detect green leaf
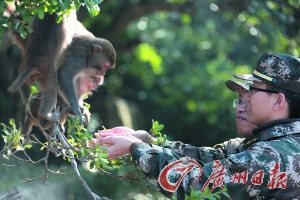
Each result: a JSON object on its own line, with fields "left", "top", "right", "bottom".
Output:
{"left": 58, "top": 0, "right": 67, "bottom": 10}
{"left": 56, "top": 14, "right": 63, "bottom": 23}
{"left": 0, "top": 1, "right": 7, "bottom": 7}
{"left": 156, "top": 124, "right": 164, "bottom": 131}
{"left": 51, "top": 0, "right": 58, "bottom": 5}
{"left": 83, "top": 102, "right": 90, "bottom": 109}
{"left": 19, "top": 26, "right": 27, "bottom": 39}
{"left": 89, "top": 6, "right": 100, "bottom": 17}
{"left": 23, "top": 9, "right": 32, "bottom": 20}
{"left": 203, "top": 187, "right": 210, "bottom": 195}
{"left": 23, "top": 144, "right": 32, "bottom": 149}
{"left": 9, "top": 119, "right": 15, "bottom": 128}
{"left": 74, "top": 0, "right": 82, "bottom": 11}
{"left": 36, "top": 7, "right": 45, "bottom": 19}
{"left": 89, "top": 161, "right": 95, "bottom": 169}
{"left": 30, "top": 85, "right": 39, "bottom": 95}
{"left": 81, "top": 148, "right": 88, "bottom": 156}
{"left": 222, "top": 192, "right": 231, "bottom": 198}
{"left": 0, "top": 26, "right": 4, "bottom": 35}
{"left": 96, "top": 155, "right": 101, "bottom": 168}
{"left": 100, "top": 153, "right": 108, "bottom": 158}
{"left": 193, "top": 190, "right": 202, "bottom": 197}
{"left": 91, "top": 0, "right": 103, "bottom": 4}
{"left": 99, "top": 157, "right": 109, "bottom": 165}
{"left": 163, "top": 134, "right": 167, "bottom": 143}
{"left": 0, "top": 18, "right": 8, "bottom": 25}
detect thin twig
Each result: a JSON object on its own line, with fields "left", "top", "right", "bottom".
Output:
{"left": 52, "top": 122, "right": 110, "bottom": 200}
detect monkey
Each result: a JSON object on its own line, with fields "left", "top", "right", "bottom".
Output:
{"left": 6, "top": 6, "right": 116, "bottom": 126}
{"left": 7, "top": 11, "right": 77, "bottom": 123}
{"left": 57, "top": 36, "right": 116, "bottom": 125}
{"left": 22, "top": 75, "right": 104, "bottom": 142}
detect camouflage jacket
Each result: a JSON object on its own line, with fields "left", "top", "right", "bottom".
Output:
{"left": 170, "top": 137, "right": 245, "bottom": 161}
{"left": 130, "top": 119, "right": 300, "bottom": 200}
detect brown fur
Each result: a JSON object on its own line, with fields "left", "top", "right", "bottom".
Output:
{"left": 8, "top": 12, "right": 77, "bottom": 123}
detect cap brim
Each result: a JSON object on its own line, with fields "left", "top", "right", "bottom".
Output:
{"left": 225, "top": 80, "right": 250, "bottom": 93}
{"left": 233, "top": 73, "right": 264, "bottom": 82}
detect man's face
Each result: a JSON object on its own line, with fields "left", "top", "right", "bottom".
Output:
{"left": 244, "top": 82, "right": 276, "bottom": 126}
{"left": 236, "top": 89, "right": 257, "bottom": 138}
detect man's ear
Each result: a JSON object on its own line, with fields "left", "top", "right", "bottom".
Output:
{"left": 273, "top": 93, "right": 287, "bottom": 110}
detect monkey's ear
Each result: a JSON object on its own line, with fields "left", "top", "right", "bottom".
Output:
{"left": 92, "top": 44, "right": 103, "bottom": 53}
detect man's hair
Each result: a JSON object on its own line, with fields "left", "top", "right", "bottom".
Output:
{"left": 266, "top": 84, "right": 300, "bottom": 118}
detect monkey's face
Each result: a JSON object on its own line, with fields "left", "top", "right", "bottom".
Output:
{"left": 89, "top": 57, "right": 115, "bottom": 77}
{"left": 78, "top": 75, "right": 104, "bottom": 95}
{"left": 89, "top": 43, "right": 116, "bottom": 76}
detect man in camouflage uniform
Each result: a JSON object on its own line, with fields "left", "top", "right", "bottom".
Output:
{"left": 95, "top": 52, "right": 300, "bottom": 199}
{"left": 213, "top": 80, "right": 256, "bottom": 154}
{"left": 170, "top": 80, "right": 256, "bottom": 162}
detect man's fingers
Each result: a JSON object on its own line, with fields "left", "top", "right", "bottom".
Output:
{"left": 114, "top": 126, "right": 134, "bottom": 132}
{"left": 97, "top": 129, "right": 114, "bottom": 134}
{"left": 108, "top": 155, "right": 118, "bottom": 160}
{"left": 97, "top": 137, "right": 114, "bottom": 144}
{"left": 99, "top": 133, "right": 116, "bottom": 137}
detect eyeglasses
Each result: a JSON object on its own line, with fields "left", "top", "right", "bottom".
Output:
{"left": 248, "top": 86, "right": 279, "bottom": 94}
{"left": 233, "top": 99, "right": 249, "bottom": 108}
{"left": 248, "top": 86, "right": 291, "bottom": 103}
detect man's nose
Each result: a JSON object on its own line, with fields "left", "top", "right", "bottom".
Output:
{"left": 237, "top": 99, "right": 249, "bottom": 111}
{"left": 244, "top": 90, "right": 251, "bottom": 101}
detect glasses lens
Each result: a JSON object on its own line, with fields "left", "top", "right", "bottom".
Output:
{"left": 233, "top": 99, "right": 240, "bottom": 108}
{"left": 233, "top": 98, "right": 248, "bottom": 108}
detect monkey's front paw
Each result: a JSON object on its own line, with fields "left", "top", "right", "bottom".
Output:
{"left": 74, "top": 108, "right": 83, "bottom": 125}
{"left": 47, "top": 113, "right": 60, "bottom": 123}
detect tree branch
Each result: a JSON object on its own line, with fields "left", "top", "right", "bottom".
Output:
{"left": 52, "top": 123, "right": 110, "bottom": 200}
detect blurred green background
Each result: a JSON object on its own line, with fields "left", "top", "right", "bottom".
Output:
{"left": 1, "top": 0, "right": 300, "bottom": 199}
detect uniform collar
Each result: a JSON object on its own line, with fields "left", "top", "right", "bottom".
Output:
{"left": 243, "top": 119, "right": 300, "bottom": 149}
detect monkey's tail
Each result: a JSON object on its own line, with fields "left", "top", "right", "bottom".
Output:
{"left": 8, "top": 68, "right": 36, "bottom": 93}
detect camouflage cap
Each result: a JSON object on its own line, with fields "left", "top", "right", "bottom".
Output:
{"left": 234, "top": 52, "right": 300, "bottom": 94}
{"left": 225, "top": 80, "right": 251, "bottom": 93}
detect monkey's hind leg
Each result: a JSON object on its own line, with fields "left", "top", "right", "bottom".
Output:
{"left": 38, "top": 67, "right": 60, "bottom": 122}
{"left": 39, "top": 88, "right": 59, "bottom": 122}
{"left": 22, "top": 116, "right": 34, "bottom": 144}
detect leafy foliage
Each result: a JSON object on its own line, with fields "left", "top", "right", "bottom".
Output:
{"left": 149, "top": 119, "right": 168, "bottom": 146}
{"left": 0, "top": 0, "right": 102, "bottom": 44}
{"left": 0, "top": 119, "right": 31, "bottom": 158}
{"left": 1, "top": 0, "right": 300, "bottom": 198}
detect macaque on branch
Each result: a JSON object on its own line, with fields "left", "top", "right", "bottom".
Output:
{"left": 8, "top": 12, "right": 77, "bottom": 123}
{"left": 6, "top": 5, "right": 116, "bottom": 129}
